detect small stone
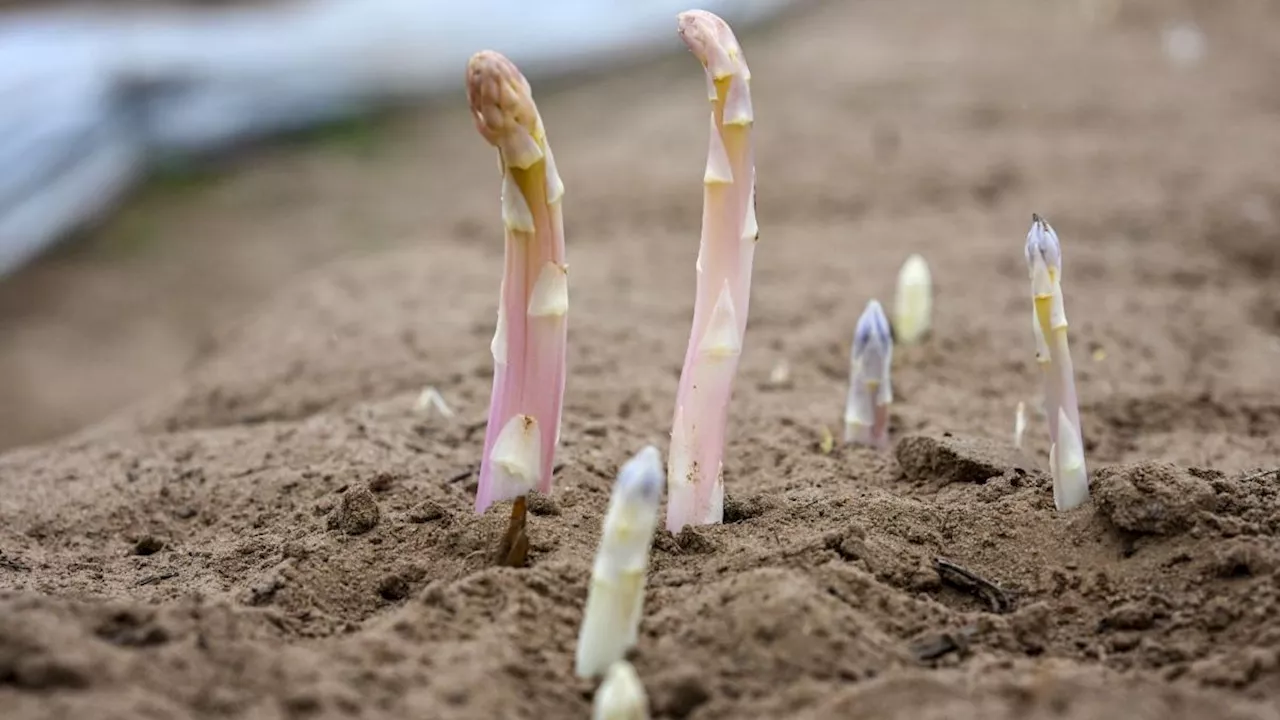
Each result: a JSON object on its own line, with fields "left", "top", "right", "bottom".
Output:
{"left": 328, "top": 487, "right": 380, "bottom": 535}
{"left": 674, "top": 526, "right": 717, "bottom": 555}
{"left": 723, "top": 494, "right": 770, "bottom": 523}
{"left": 133, "top": 536, "right": 165, "bottom": 556}
{"left": 525, "top": 493, "right": 560, "bottom": 517}
{"left": 246, "top": 572, "right": 285, "bottom": 606}
{"left": 282, "top": 541, "right": 309, "bottom": 560}
{"left": 367, "top": 472, "right": 397, "bottom": 493}
{"left": 378, "top": 574, "right": 410, "bottom": 601}
{"left": 407, "top": 500, "right": 450, "bottom": 524}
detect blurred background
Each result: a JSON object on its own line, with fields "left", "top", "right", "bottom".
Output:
{"left": 0, "top": 0, "right": 1274, "bottom": 452}
{"left": 0, "top": 0, "right": 799, "bottom": 448}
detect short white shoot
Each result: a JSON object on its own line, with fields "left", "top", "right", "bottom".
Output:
{"left": 414, "top": 386, "right": 455, "bottom": 418}
{"left": 1052, "top": 408, "right": 1090, "bottom": 511}
{"left": 593, "top": 661, "right": 650, "bottom": 720}
{"left": 893, "top": 253, "right": 932, "bottom": 344}
{"left": 576, "top": 446, "right": 665, "bottom": 678}
{"left": 844, "top": 300, "right": 894, "bottom": 448}
{"left": 1014, "top": 400, "right": 1027, "bottom": 450}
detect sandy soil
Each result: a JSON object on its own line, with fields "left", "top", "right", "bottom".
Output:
{"left": 4, "top": 0, "right": 1280, "bottom": 718}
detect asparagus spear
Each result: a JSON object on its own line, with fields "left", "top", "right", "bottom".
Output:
{"left": 1025, "top": 214, "right": 1089, "bottom": 510}
{"left": 465, "top": 51, "right": 569, "bottom": 516}
{"left": 667, "top": 10, "right": 759, "bottom": 533}
{"left": 576, "top": 446, "right": 665, "bottom": 679}
{"left": 893, "top": 253, "right": 933, "bottom": 345}
{"left": 593, "top": 661, "right": 650, "bottom": 720}
{"left": 844, "top": 299, "right": 894, "bottom": 448}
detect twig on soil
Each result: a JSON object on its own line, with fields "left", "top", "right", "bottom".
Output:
{"left": 933, "top": 557, "right": 1013, "bottom": 614}
{"left": 1240, "top": 468, "right": 1280, "bottom": 482}
{"left": 137, "top": 570, "right": 178, "bottom": 586}
{"left": 494, "top": 496, "right": 530, "bottom": 567}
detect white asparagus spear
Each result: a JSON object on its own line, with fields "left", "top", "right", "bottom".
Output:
{"left": 1026, "top": 214, "right": 1089, "bottom": 510}
{"left": 592, "top": 661, "right": 650, "bottom": 720}
{"left": 844, "top": 300, "right": 894, "bottom": 448}
{"left": 576, "top": 446, "right": 665, "bottom": 678}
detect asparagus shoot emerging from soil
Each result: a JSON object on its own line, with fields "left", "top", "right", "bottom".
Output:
{"left": 893, "top": 253, "right": 933, "bottom": 344}
{"left": 466, "top": 51, "right": 569, "bottom": 516}
{"left": 667, "top": 10, "right": 759, "bottom": 533}
{"left": 1014, "top": 400, "right": 1027, "bottom": 450}
{"left": 845, "top": 299, "right": 893, "bottom": 448}
{"left": 1025, "top": 214, "right": 1089, "bottom": 510}
{"left": 593, "top": 660, "right": 650, "bottom": 720}
{"left": 576, "top": 446, "right": 664, "bottom": 678}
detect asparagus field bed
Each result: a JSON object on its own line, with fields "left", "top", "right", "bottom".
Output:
{"left": 4, "top": 0, "right": 1280, "bottom": 718}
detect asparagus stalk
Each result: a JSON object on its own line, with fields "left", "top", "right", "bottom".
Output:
{"left": 893, "top": 253, "right": 933, "bottom": 344}
{"left": 667, "top": 10, "right": 759, "bottom": 533}
{"left": 1025, "top": 214, "right": 1089, "bottom": 510}
{"left": 465, "top": 51, "right": 569, "bottom": 516}
{"left": 576, "top": 446, "right": 664, "bottom": 679}
{"left": 1014, "top": 400, "right": 1027, "bottom": 450}
{"left": 844, "top": 299, "right": 894, "bottom": 448}
{"left": 593, "top": 661, "right": 650, "bottom": 720}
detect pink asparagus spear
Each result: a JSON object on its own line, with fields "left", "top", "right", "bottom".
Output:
{"left": 666, "top": 10, "right": 759, "bottom": 533}
{"left": 466, "top": 51, "right": 569, "bottom": 517}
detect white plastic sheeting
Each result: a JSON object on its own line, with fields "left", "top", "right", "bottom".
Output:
{"left": 0, "top": 0, "right": 795, "bottom": 277}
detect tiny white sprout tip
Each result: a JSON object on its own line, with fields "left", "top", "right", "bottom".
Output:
{"left": 617, "top": 446, "right": 665, "bottom": 505}
{"left": 414, "top": 387, "right": 455, "bottom": 418}
{"left": 854, "top": 300, "right": 892, "bottom": 356}
{"left": 593, "top": 661, "right": 649, "bottom": 720}
{"left": 768, "top": 359, "right": 791, "bottom": 387}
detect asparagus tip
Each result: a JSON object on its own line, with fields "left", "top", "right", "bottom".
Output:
{"left": 893, "top": 253, "right": 933, "bottom": 345}
{"left": 677, "top": 10, "right": 747, "bottom": 80}
{"left": 1025, "top": 213, "right": 1062, "bottom": 274}
{"left": 592, "top": 661, "right": 649, "bottom": 720}
{"left": 465, "top": 50, "right": 544, "bottom": 168}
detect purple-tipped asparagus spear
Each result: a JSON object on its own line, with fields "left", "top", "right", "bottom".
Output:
{"left": 844, "top": 299, "right": 893, "bottom": 448}
{"left": 1026, "top": 214, "right": 1088, "bottom": 510}
{"left": 666, "top": 10, "right": 759, "bottom": 533}
{"left": 466, "top": 52, "right": 568, "bottom": 517}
